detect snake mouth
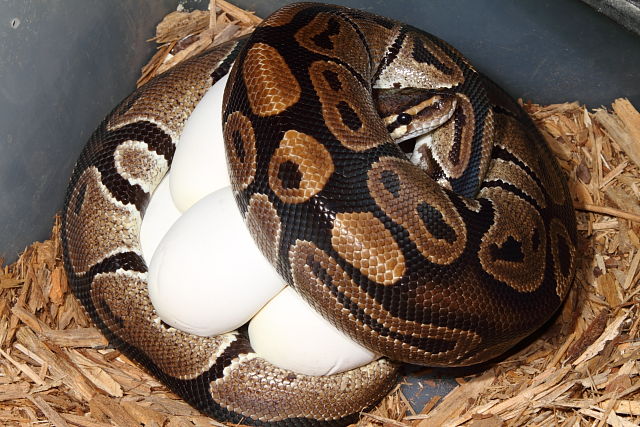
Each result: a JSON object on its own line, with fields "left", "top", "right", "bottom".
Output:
{"left": 397, "top": 136, "right": 419, "bottom": 155}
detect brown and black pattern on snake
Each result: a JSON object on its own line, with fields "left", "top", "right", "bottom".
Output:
{"left": 63, "top": 2, "right": 576, "bottom": 425}
{"left": 268, "top": 129, "right": 335, "bottom": 203}
{"left": 243, "top": 43, "right": 301, "bottom": 117}
{"left": 224, "top": 2, "right": 576, "bottom": 369}
{"left": 223, "top": 111, "right": 257, "bottom": 189}
{"left": 246, "top": 193, "right": 282, "bottom": 265}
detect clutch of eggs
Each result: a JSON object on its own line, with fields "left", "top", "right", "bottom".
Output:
{"left": 140, "top": 73, "right": 378, "bottom": 376}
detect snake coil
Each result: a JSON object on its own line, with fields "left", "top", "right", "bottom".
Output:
{"left": 62, "top": 3, "right": 577, "bottom": 425}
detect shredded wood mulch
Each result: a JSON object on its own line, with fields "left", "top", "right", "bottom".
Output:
{"left": 1, "top": 1, "right": 639, "bottom": 426}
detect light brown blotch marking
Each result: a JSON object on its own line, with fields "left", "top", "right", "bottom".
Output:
{"left": 242, "top": 43, "right": 301, "bottom": 117}
{"left": 114, "top": 140, "right": 168, "bottom": 192}
{"left": 484, "top": 158, "right": 546, "bottom": 209}
{"left": 268, "top": 130, "right": 334, "bottom": 203}
{"left": 331, "top": 211, "right": 405, "bottom": 285}
{"left": 368, "top": 157, "right": 467, "bottom": 265}
{"left": 348, "top": 17, "right": 400, "bottom": 67}
{"left": 223, "top": 111, "right": 257, "bottom": 190}
{"left": 64, "top": 167, "right": 140, "bottom": 275}
{"left": 493, "top": 114, "right": 539, "bottom": 171}
{"left": 246, "top": 194, "right": 282, "bottom": 265}
{"left": 210, "top": 356, "right": 397, "bottom": 422}
{"left": 549, "top": 218, "right": 576, "bottom": 299}
{"left": 477, "top": 187, "right": 546, "bottom": 292}
{"left": 427, "top": 94, "right": 479, "bottom": 179}
{"left": 309, "top": 60, "right": 390, "bottom": 151}
{"left": 295, "top": 12, "right": 369, "bottom": 77}
{"left": 494, "top": 114, "right": 566, "bottom": 206}
{"left": 376, "top": 32, "right": 463, "bottom": 90}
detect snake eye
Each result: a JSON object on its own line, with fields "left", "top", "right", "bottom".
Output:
{"left": 397, "top": 113, "right": 412, "bottom": 125}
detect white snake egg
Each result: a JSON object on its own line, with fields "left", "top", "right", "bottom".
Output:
{"left": 140, "top": 175, "right": 181, "bottom": 264}
{"left": 249, "top": 286, "right": 377, "bottom": 376}
{"left": 147, "top": 186, "right": 284, "bottom": 336}
{"left": 169, "top": 73, "right": 230, "bottom": 212}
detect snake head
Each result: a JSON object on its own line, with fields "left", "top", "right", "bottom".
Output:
{"left": 373, "top": 88, "right": 457, "bottom": 143}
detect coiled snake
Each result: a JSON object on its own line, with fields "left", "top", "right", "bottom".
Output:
{"left": 62, "top": 3, "right": 577, "bottom": 425}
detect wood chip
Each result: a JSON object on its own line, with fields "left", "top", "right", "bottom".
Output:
{"left": 154, "top": 10, "right": 211, "bottom": 43}
{"left": 596, "top": 111, "right": 640, "bottom": 170}
{"left": 0, "top": 382, "right": 29, "bottom": 401}
{"left": 416, "top": 369, "right": 496, "bottom": 426}
{"left": 573, "top": 311, "right": 629, "bottom": 366}
{"left": 42, "top": 327, "right": 108, "bottom": 348}
{"left": 27, "top": 394, "right": 71, "bottom": 427}
{"left": 136, "top": 0, "right": 261, "bottom": 87}
{"left": 120, "top": 401, "right": 168, "bottom": 426}
{"left": 89, "top": 394, "right": 140, "bottom": 427}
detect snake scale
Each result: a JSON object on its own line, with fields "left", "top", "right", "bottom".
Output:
{"left": 62, "top": 3, "right": 577, "bottom": 425}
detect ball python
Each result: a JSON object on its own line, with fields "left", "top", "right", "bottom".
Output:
{"left": 62, "top": 2, "right": 577, "bottom": 425}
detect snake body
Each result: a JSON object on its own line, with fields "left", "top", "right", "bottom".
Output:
{"left": 62, "top": 3, "right": 577, "bottom": 425}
